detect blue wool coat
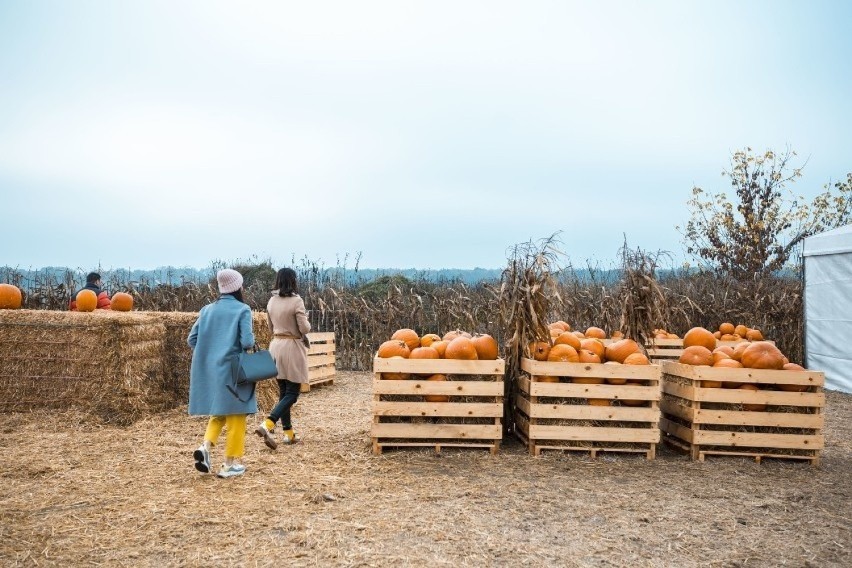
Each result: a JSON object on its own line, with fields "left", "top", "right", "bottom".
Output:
{"left": 187, "top": 296, "right": 257, "bottom": 416}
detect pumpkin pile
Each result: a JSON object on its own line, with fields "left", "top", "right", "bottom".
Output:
{"left": 70, "top": 290, "right": 111, "bottom": 311}
{"left": 547, "top": 321, "right": 624, "bottom": 342}
{"left": 712, "top": 322, "right": 764, "bottom": 341}
{"left": 0, "top": 283, "right": 23, "bottom": 309}
{"left": 678, "top": 336, "right": 809, "bottom": 406}
{"left": 653, "top": 328, "right": 680, "bottom": 339}
{"left": 377, "top": 328, "right": 499, "bottom": 379}
{"left": 531, "top": 329, "right": 652, "bottom": 407}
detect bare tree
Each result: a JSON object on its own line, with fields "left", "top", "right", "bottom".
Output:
{"left": 679, "top": 147, "right": 852, "bottom": 278}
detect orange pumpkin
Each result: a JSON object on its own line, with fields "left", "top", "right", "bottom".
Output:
{"left": 111, "top": 292, "right": 133, "bottom": 312}
{"left": 554, "top": 331, "right": 581, "bottom": 351}
{"left": 714, "top": 331, "right": 722, "bottom": 339}
{"left": 778, "top": 363, "right": 808, "bottom": 392}
{"left": 588, "top": 399, "right": 611, "bottom": 406}
{"left": 679, "top": 345, "right": 713, "bottom": 366}
{"left": 547, "top": 344, "right": 579, "bottom": 363}
{"left": 730, "top": 342, "right": 749, "bottom": 362}
{"left": 623, "top": 353, "right": 650, "bottom": 365}
{"left": 410, "top": 346, "right": 439, "bottom": 360}
{"left": 585, "top": 326, "right": 606, "bottom": 339}
{"left": 378, "top": 340, "right": 410, "bottom": 359}
{"left": 740, "top": 342, "right": 785, "bottom": 370}
{"left": 75, "top": 290, "right": 98, "bottom": 312}
{"left": 381, "top": 356, "right": 410, "bottom": 380}
{"left": 445, "top": 337, "right": 478, "bottom": 360}
{"left": 430, "top": 340, "right": 449, "bottom": 358}
{"left": 549, "top": 320, "right": 571, "bottom": 332}
{"left": 604, "top": 339, "right": 640, "bottom": 363}
{"left": 719, "top": 322, "right": 735, "bottom": 335}
{"left": 734, "top": 324, "right": 749, "bottom": 337}
{"left": 572, "top": 331, "right": 585, "bottom": 339}
{"left": 391, "top": 328, "right": 420, "bottom": 351}
{"left": 720, "top": 334, "right": 739, "bottom": 341}
{"left": 420, "top": 333, "right": 441, "bottom": 348}
{"left": 535, "top": 375, "right": 560, "bottom": 383}
{"left": 702, "top": 380, "right": 723, "bottom": 388}
{"left": 667, "top": 333, "right": 679, "bottom": 339}
{"left": 739, "top": 384, "right": 766, "bottom": 411}
{"left": 713, "top": 345, "right": 735, "bottom": 357}
{"left": 471, "top": 334, "right": 499, "bottom": 360}
{"left": 0, "top": 283, "right": 23, "bottom": 309}
{"left": 580, "top": 338, "right": 605, "bottom": 360}
{"left": 712, "top": 351, "right": 732, "bottom": 365}
{"left": 530, "top": 341, "right": 551, "bottom": 361}
{"left": 443, "top": 329, "right": 471, "bottom": 342}
{"left": 611, "top": 330, "right": 624, "bottom": 339}
{"left": 683, "top": 327, "right": 717, "bottom": 351}
{"left": 745, "top": 328, "right": 764, "bottom": 341}
{"left": 713, "top": 358, "right": 743, "bottom": 369}
{"left": 96, "top": 291, "right": 111, "bottom": 309}
{"left": 424, "top": 374, "right": 449, "bottom": 402}
{"left": 577, "top": 349, "right": 601, "bottom": 364}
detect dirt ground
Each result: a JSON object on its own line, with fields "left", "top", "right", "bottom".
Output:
{"left": 1, "top": 372, "right": 849, "bottom": 567}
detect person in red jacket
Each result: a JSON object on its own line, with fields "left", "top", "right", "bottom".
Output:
{"left": 69, "top": 272, "right": 111, "bottom": 310}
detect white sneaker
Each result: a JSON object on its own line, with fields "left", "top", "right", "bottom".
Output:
{"left": 217, "top": 463, "right": 246, "bottom": 478}
{"left": 255, "top": 424, "right": 278, "bottom": 450}
{"left": 193, "top": 445, "right": 211, "bottom": 473}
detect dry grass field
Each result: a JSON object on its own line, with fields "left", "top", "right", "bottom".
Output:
{"left": 1, "top": 372, "right": 849, "bottom": 567}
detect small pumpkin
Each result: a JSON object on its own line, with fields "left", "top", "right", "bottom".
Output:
{"left": 535, "top": 375, "right": 560, "bottom": 383}
{"left": 778, "top": 363, "right": 808, "bottom": 392}
{"left": 683, "top": 327, "right": 717, "bottom": 351}
{"left": 378, "top": 340, "right": 410, "bottom": 359}
{"left": 610, "top": 330, "right": 624, "bottom": 339}
{"left": 75, "top": 289, "right": 98, "bottom": 312}
{"left": 471, "top": 334, "right": 499, "bottom": 360}
{"left": 585, "top": 326, "right": 606, "bottom": 340}
{"left": 604, "top": 338, "right": 640, "bottom": 363}
{"left": 714, "top": 358, "right": 743, "bottom": 369}
{"left": 577, "top": 349, "right": 601, "bottom": 364}
{"left": 588, "top": 399, "right": 611, "bottom": 407}
{"left": 0, "top": 283, "right": 23, "bottom": 309}
{"left": 730, "top": 342, "right": 749, "bottom": 362}
{"left": 740, "top": 341, "right": 785, "bottom": 370}
{"left": 554, "top": 331, "right": 581, "bottom": 351}
{"left": 547, "top": 344, "right": 579, "bottom": 363}
{"left": 701, "top": 380, "right": 723, "bottom": 388}
{"left": 444, "top": 337, "right": 478, "bottom": 360}
{"left": 529, "top": 341, "right": 551, "bottom": 361}
{"left": 623, "top": 353, "right": 650, "bottom": 365}
{"left": 679, "top": 345, "right": 713, "bottom": 366}
{"left": 111, "top": 292, "right": 134, "bottom": 312}
{"left": 745, "top": 328, "right": 764, "bottom": 341}
{"left": 420, "top": 333, "right": 442, "bottom": 348}
{"left": 391, "top": 328, "right": 420, "bottom": 351}
{"left": 580, "top": 338, "right": 605, "bottom": 360}
{"left": 430, "top": 340, "right": 449, "bottom": 358}
{"left": 423, "top": 374, "right": 449, "bottom": 402}
{"left": 442, "top": 329, "right": 471, "bottom": 342}
{"left": 719, "top": 322, "right": 735, "bottom": 335}
{"left": 734, "top": 324, "right": 749, "bottom": 337}
{"left": 410, "top": 346, "right": 439, "bottom": 360}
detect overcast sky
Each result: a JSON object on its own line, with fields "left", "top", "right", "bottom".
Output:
{"left": 1, "top": 1, "right": 850, "bottom": 271}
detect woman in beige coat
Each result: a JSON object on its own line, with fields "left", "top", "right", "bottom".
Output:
{"left": 255, "top": 268, "right": 311, "bottom": 449}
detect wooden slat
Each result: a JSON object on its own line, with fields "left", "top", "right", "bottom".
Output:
{"left": 307, "top": 332, "right": 335, "bottom": 342}
{"left": 693, "top": 430, "right": 824, "bottom": 450}
{"left": 372, "top": 401, "right": 503, "bottom": 418}
{"left": 371, "top": 423, "right": 501, "bottom": 440}
{"left": 515, "top": 394, "right": 532, "bottom": 417}
{"left": 307, "top": 354, "right": 335, "bottom": 367}
{"left": 308, "top": 366, "right": 335, "bottom": 380}
{"left": 695, "top": 388, "right": 824, "bottom": 407}
{"left": 659, "top": 416, "right": 695, "bottom": 443}
{"left": 514, "top": 411, "right": 530, "bottom": 436}
{"left": 521, "top": 358, "right": 660, "bottom": 380}
{"left": 530, "top": 382, "right": 660, "bottom": 401}
{"left": 373, "top": 379, "right": 504, "bottom": 396}
{"left": 528, "top": 425, "right": 660, "bottom": 443}
{"left": 698, "top": 450, "right": 816, "bottom": 461}
{"left": 662, "top": 382, "right": 695, "bottom": 401}
{"left": 375, "top": 442, "right": 496, "bottom": 449}
{"left": 518, "top": 375, "right": 531, "bottom": 394}
{"left": 373, "top": 357, "right": 504, "bottom": 375}
{"left": 528, "top": 403, "right": 659, "bottom": 422}
{"left": 307, "top": 343, "right": 336, "bottom": 355}
{"left": 662, "top": 361, "right": 822, "bottom": 386}
{"left": 659, "top": 401, "right": 695, "bottom": 423}
{"left": 693, "top": 409, "right": 824, "bottom": 428}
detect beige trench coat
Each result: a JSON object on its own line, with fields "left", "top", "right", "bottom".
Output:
{"left": 267, "top": 294, "right": 311, "bottom": 384}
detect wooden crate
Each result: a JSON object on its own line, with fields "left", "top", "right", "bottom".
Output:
{"left": 302, "top": 332, "right": 336, "bottom": 393}
{"left": 659, "top": 361, "right": 825, "bottom": 465}
{"left": 371, "top": 357, "right": 505, "bottom": 455}
{"left": 514, "top": 358, "right": 661, "bottom": 459}
{"left": 646, "top": 338, "right": 774, "bottom": 362}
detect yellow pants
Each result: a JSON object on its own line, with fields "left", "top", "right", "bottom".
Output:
{"left": 204, "top": 415, "right": 247, "bottom": 459}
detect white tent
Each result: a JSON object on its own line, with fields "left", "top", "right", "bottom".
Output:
{"left": 803, "top": 224, "right": 852, "bottom": 393}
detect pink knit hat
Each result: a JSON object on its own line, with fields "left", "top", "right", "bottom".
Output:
{"left": 216, "top": 269, "right": 243, "bottom": 294}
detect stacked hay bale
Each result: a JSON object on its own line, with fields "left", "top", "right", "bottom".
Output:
{"left": 0, "top": 310, "right": 169, "bottom": 424}
{"left": 151, "top": 311, "right": 199, "bottom": 403}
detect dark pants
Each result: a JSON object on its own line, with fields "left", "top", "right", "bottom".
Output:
{"left": 268, "top": 379, "right": 301, "bottom": 430}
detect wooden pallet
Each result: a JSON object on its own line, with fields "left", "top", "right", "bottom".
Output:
{"left": 646, "top": 338, "right": 775, "bottom": 362}
{"left": 300, "top": 332, "right": 336, "bottom": 393}
{"left": 371, "top": 357, "right": 505, "bottom": 455}
{"left": 514, "top": 358, "right": 661, "bottom": 459}
{"left": 659, "top": 361, "right": 824, "bottom": 465}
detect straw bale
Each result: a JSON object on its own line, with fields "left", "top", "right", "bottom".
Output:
{"left": 0, "top": 309, "right": 169, "bottom": 424}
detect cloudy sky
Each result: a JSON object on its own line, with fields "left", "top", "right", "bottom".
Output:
{"left": 1, "top": 1, "right": 850, "bottom": 271}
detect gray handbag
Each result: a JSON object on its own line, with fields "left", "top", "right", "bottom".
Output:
{"left": 227, "top": 346, "right": 278, "bottom": 402}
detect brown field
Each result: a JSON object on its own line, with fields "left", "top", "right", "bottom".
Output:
{"left": 1, "top": 372, "right": 850, "bottom": 567}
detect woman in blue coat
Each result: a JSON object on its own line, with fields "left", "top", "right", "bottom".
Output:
{"left": 188, "top": 268, "right": 256, "bottom": 478}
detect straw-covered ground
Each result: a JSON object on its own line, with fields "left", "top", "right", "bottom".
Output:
{"left": 1, "top": 372, "right": 849, "bottom": 567}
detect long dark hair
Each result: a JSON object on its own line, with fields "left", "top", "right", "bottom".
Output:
{"left": 274, "top": 268, "right": 298, "bottom": 297}
{"left": 222, "top": 289, "right": 245, "bottom": 303}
